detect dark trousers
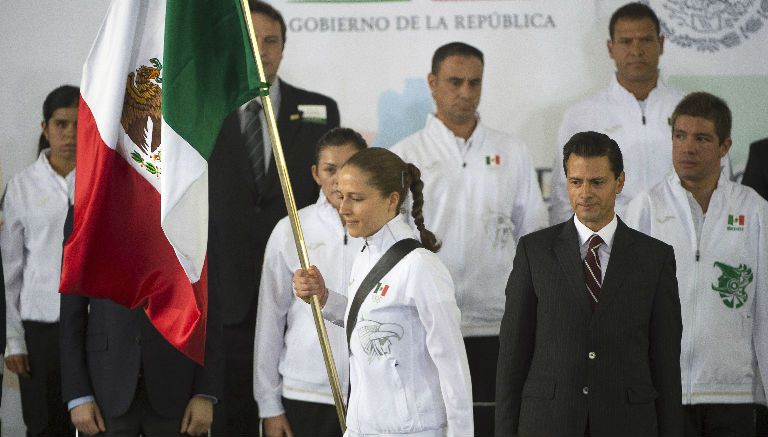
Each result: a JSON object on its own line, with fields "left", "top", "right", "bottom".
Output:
{"left": 757, "top": 405, "right": 767, "bottom": 437}
{"left": 684, "top": 403, "right": 757, "bottom": 436}
{"left": 281, "top": 397, "right": 343, "bottom": 437}
{"left": 86, "top": 376, "right": 183, "bottom": 437}
{"left": 212, "top": 309, "right": 260, "bottom": 436}
{"left": 19, "top": 321, "right": 73, "bottom": 437}
{"left": 465, "top": 336, "right": 499, "bottom": 437}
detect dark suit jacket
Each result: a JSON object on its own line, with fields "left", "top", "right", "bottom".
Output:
{"left": 208, "top": 80, "right": 340, "bottom": 325}
{"left": 495, "top": 218, "right": 683, "bottom": 436}
{"left": 743, "top": 138, "right": 768, "bottom": 201}
{"left": 60, "top": 207, "right": 224, "bottom": 419}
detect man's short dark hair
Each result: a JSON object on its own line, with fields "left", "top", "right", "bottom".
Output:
{"left": 250, "top": 0, "right": 287, "bottom": 46}
{"left": 563, "top": 131, "right": 624, "bottom": 179}
{"left": 671, "top": 92, "right": 732, "bottom": 143}
{"left": 609, "top": 2, "right": 661, "bottom": 39}
{"left": 431, "top": 42, "right": 484, "bottom": 75}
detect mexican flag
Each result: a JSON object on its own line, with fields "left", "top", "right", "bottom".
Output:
{"left": 60, "top": 0, "right": 258, "bottom": 364}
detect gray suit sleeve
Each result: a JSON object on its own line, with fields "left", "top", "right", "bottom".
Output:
{"left": 495, "top": 237, "right": 537, "bottom": 436}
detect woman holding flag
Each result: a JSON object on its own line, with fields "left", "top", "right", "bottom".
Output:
{"left": 293, "top": 148, "right": 473, "bottom": 436}
{"left": 1, "top": 85, "right": 79, "bottom": 436}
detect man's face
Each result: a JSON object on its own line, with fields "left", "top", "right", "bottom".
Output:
{"left": 566, "top": 154, "right": 624, "bottom": 231}
{"left": 672, "top": 115, "right": 731, "bottom": 186}
{"left": 250, "top": 12, "right": 284, "bottom": 83}
{"left": 428, "top": 55, "right": 483, "bottom": 127}
{"left": 608, "top": 18, "right": 663, "bottom": 86}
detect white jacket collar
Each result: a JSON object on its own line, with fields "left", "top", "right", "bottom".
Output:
{"left": 609, "top": 71, "right": 669, "bottom": 104}
{"left": 425, "top": 113, "right": 485, "bottom": 149}
{"left": 363, "top": 215, "right": 416, "bottom": 255}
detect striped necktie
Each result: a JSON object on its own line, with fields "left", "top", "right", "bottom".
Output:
{"left": 583, "top": 234, "right": 604, "bottom": 311}
{"left": 243, "top": 100, "right": 266, "bottom": 191}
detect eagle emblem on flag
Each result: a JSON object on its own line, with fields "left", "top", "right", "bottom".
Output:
{"left": 122, "top": 58, "right": 163, "bottom": 176}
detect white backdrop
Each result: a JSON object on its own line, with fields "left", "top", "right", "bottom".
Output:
{"left": 2, "top": 1, "right": 767, "bottom": 194}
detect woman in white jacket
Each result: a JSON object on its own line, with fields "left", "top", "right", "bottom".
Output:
{"left": 255, "top": 128, "right": 366, "bottom": 437}
{"left": 294, "top": 148, "right": 473, "bottom": 437}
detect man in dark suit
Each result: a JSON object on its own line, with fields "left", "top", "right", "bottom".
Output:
{"left": 206, "top": 1, "right": 340, "bottom": 435}
{"left": 60, "top": 207, "right": 224, "bottom": 436}
{"left": 743, "top": 138, "right": 768, "bottom": 200}
{"left": 495, "top": 131, "right": 684, "bottom": 436}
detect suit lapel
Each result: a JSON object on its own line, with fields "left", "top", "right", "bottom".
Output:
{"left": 262, "top": 81, "right": 301, "bottom": 197}
{"left": 593, "top": 219, "right": 634, "bottom": 321}
{"left": 553, "top": 219, "right": 592, "bottom": 318}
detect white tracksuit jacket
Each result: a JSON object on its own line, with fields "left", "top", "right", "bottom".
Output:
{"left": 549, "top": 74, "right": 685, "bottom": 225}
{"left": 625, "top": 173, "right": 768, "bottom": 405}
{"left": 254, "top": 194, "right": 359, "bottom": 417}
{"left": 323, "top": 217, "right": 473, "bottom": 436}
{"left": 391, "top": 115, "right": 547, "bottom": 337}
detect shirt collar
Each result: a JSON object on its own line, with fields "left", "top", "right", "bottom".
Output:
{"left": 573, "top": 213, "right": 618, "bottom": 250}
{"left": 425, "top": 113, "right": 484, "bottom": 149}
{"left": 609, "top": 71, "right": 667, "bottom": 103}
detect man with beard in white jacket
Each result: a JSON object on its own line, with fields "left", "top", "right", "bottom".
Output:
{"left": 549, "top": 2, "right": 688, "bottom": 225}
{"left": 254, "top": 128, "right": 366, "bottom": 437}
{"left": 626, "top": 92, "right": 768, "bottom": 436}
{"left": 390, "top": 42, "right": 547, "bottom": 436}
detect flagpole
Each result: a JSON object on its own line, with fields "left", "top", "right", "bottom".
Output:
{"left": 239, "top": 1, "right": 347, "bottom": 432}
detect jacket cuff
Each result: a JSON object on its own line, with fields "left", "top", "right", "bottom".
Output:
{"left": 256, "top": 395, "right": 285, "bottom": 419}
{"left": 5, "top": 336, "right": 27, "bottom": 356}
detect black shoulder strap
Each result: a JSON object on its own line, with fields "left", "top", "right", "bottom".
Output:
{"left": 346, "top": 238, "right": 422, "bottom": 347}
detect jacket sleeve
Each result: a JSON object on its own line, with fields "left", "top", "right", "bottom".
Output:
{"left": 623, "top": 192, "right": 652, "bottom": 235}
{"left": 60, "top": 205, "right": 96, "bottom": 403}
{"left": 649, "top": 245, "right": 684, "bottom": 435}
{"left": 548, "top": 112, "right": 578, "bottom": 225}
{"left": 495, "top": 237, "right": 537, "bottom": 436}
{"left": 191, "top": 263, "right": 225, "bottom": 400}
{"left": 754, "top": 200, "right": 768, "bottom": 400}
{"left": 253, "top": 222, "right": 294, "bottom": 417}
{"left": 511, "top": 143, "right": 548, "bottom": 243}
{"left": 412, "top": 255, "right": 473, "bottom": 437}
{"left": 1, "top": 180, "right": 28, "bottom": 356}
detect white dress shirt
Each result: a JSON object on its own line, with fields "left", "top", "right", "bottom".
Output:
{"left": 573, "top": 214, "right": 618, "bottom": 282}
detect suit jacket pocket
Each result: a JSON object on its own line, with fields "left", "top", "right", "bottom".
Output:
{"left": 522, "top": 378, "right": 556, "bottom": 400}
{"left": 85, "top": 334, "right": 108, "bottom": 352}
{"left": 626, "top": 385, "right": 658, "bottom": 404}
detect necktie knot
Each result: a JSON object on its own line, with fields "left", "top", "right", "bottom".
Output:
{"left": 246, "top": 100, "right": 262, "bottom": 114}
{"left": 587, "top": 234, "right": 604, "bottom": 251}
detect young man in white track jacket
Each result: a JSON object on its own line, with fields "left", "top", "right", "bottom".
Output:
{"left": 391, "top": 42, "right": 547, "bottom": 436}
{"left": 626, "top": 92, "right": 767, "bottom": 435}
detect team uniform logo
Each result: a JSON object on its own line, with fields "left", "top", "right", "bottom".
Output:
{"left": 485, "top": 154, "right": 501, "bottom": 167}
{"left": 357, "top": 319, "right": 404, "bottom": 362}
{"left": 122, "top": 57, "right": 163, "bottom": 176}
{"left": 726, "top": 213, "right": 746, "bottom": 231}
{"left": 645, "top": 0, "right": 768, "bottom": 52}
{"left": 371, "top": 282, "right": 390, "bottom": 303}
{"left": 483, "top": 211, "right": 514, "bottom": 249}
{"left": 711, "top": 261, "right": 753, "bottom": 308}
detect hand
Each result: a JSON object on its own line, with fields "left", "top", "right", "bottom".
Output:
{"left": 293, "top": 266, "right": 328, "bottom": 306}
{"left": 4, "top": 353, "right": 31, "bottom": 377}
{"left": 70, "top": 401, "right": 106, "bottom": 435}
{"left": 180, "top": 396, "right": 213, "bottom": 435}
{"left": 263, "top": 414, "right": 294, "bottom": 437}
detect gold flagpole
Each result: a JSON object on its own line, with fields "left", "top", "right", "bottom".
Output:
{"left": 239, "top": 0, "right": 347, "bottom": 431}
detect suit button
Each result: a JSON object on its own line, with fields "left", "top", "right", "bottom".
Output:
{"left": 582, "top": 386, "right": 589, "bottom": 395}
{"left": 135, "top": 336, "right": 141, "bottom": 345}
{"left": 588, "top": 352, "right": 596, "bottom": 359}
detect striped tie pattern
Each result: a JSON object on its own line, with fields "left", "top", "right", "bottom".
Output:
{"left": 243, "top": 100, "right": 266, "bottom": 191}
{"left": 583, "top": 234, "right": 604, "bottom": 311}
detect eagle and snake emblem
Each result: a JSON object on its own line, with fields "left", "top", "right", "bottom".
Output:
{"left": 122, "top": 57, "right": 163, "bottom": 176}
{"left": 357, "top": 320, "right": 404, "bottom": 363}
{"left": 711, "top": 262, "right": 753, "bottom": 309}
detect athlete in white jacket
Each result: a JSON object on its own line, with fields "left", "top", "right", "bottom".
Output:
{"left": 254, "top": 128, "right": 366, "bottom": 437}
{"left": 549, "top": 3, "right": 689, "bottom": 225}
{"left": 626, "top": 92, "right": 767, "bottom": 435}
{"left": 391, "top": 42, "right": 546, "bottom": 436}
{"left": 294, "top": 148, "right": 473, "bottom": 437}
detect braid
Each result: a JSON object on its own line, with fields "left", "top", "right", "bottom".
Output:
{"left": 407, "top": 163, "right": 441, "bottom": 253}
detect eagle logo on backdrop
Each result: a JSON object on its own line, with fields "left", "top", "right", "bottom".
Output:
{"left": 122, "top": 57, "right": 163, "bottom": 176}
{"left": 711, "top": 261, "right": 753, "bottom": 308}
{"left": 357, "top": 320, "right": 403, "bottom": 362}
{"left": 644, "top": 0, "right": 768, "bottom": 52}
